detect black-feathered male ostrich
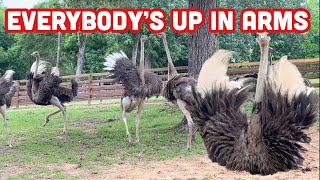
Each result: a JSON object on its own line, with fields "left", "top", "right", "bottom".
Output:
{"left": 27, "top": 51, "right": 78, "bottom": 134}
{"left": 158, "top": 32, "right": 197, "bottom": 149}
{"left": 0, "top": 70, "right": 16, "bottom": 147}
{"left": 103, "top": 35, "right": 163, "bottom": 144}
{"left": 187, "top": 33, "right": 319, "bottom": 175}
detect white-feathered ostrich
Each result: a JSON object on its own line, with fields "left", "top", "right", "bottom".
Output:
{"left": 103, "top": 35, "right": 163, "bottom": 144}
{"left": 186, "top": 33, "right": 319, "bottom": 175}
{"left": 27, "top": 51, "right": 78, "bottom": 134}
{"left": 158, "top": 32, "right": 197, "bottom": 149}
{"left": 0, "top": 70, "right": 16, "bottom": 147}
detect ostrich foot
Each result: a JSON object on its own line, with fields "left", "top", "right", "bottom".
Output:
{"left": 43, "top": 117, "right": 50, "bottom": 126}
{"left": 187, "top": 139, "right": 192, "bottom": 150}
{"left": 61, "top": 130, "right": 67, "bottom": 135}
{"left": 127, "top": 135, "right": 132, "bottom": 144}
{"left": 135, "top": 139, "right": 140, "bottom": 144}
{"left": 8, "top": 142, "right": 13, "bottom": 147}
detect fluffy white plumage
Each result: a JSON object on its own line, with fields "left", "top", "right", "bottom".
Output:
{"left": 268, "top": 56, "right": 311, "bottom": 101}
{"left": 197, "top": 49, "right": 234, "bottom": 95}
{"left": 30, "top": 60, "right": 49, "bottom": 76}
{"left": 51, "top": 67, "right": 60, "bottom": 76}
{"left": 103, "top": 51, "right": 128, "bottom": 71}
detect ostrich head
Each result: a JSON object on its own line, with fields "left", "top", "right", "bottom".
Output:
{"left": 141, "top": 35, "right": 148, "bottom": 42}
{"left": 158, "top": 32, "right": 166, "bottom": 39}
{"left": 31, "top": 51, "right": 40, "bottom": 58}
{"left": 256, "top": 33, "right": 270, "bottom": 46}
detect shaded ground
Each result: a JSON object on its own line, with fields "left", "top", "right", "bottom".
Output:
{"left": 2, "top": 128, "right": 318, "bottom": 180}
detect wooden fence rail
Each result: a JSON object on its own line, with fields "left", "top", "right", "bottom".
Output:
{"left": 12, "top": 58, "right": 319, "bottom": 109}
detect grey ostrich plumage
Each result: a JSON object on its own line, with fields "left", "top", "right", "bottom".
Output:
{"left": 163, "top": 74, "right": 196, "bottom": 104}
{"left": 111, "top": 54, "right": 163, "bottom": 99}
{"left": 0, "top": 70, "right": 16, "bottom": 147}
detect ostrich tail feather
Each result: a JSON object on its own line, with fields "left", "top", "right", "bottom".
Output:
{"left": 103, "top": 51, "right": 128, "bottom": 71}
{"left": 197, "top": 49, "right": 234, "bottom": 96}
{"left": 187, "top": 82, "right": 318, "bottom": 175}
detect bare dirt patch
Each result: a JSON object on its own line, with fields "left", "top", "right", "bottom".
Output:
{"left": 89, "top": 128, "right": 319, "bottom": 180}
{"left": 1, "top": 129, "right": 319, "bottom": 180}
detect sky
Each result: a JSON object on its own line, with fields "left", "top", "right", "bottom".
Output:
{"left": 3, "top": 0, "right": 42, "bottom": 8}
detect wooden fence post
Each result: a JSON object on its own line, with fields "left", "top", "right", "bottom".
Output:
{"left": 15, "top": 80, "right": 20, "bottom": 109}
{"left": 100, "top": 76, "right": 103, "bottom": 103}
{"left": 88, "top": 74, "right": 92, "bottom": 105}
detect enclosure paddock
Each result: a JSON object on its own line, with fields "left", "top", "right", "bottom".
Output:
{"left": 11, "top": 58, "right": 319, "bottom": 109}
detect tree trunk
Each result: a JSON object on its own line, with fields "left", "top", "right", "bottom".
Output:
{"left": 76, "top": 33, "right": 87, "bottom": 75}
{"left": 131, "top": 34, "right": 139, "bottom": 65}
{"left": 178, "top": 0, "right": 217, "bottom": 131}
{"left": 188, "top": 0, "right": 217, "bottom": 79}
{"left": 56, "top": 32, "right": 62, "bottom": 67}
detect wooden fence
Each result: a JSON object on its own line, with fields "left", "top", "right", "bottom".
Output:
{"left": 11, "top": 58, "right": 319, "bottom": 109}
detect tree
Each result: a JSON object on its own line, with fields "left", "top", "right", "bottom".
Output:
{"left": 76, "top": 33, "right": 87, "bottom": 75}
{"left": 131, "top": 34, "right": 140, "bottom": 65}
{"left": 188, "top": 0, "right": 217, "bottom": 79}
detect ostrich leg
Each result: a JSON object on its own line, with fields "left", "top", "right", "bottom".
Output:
{"left": 44, "top": 110, "right": 61, "bottom": 126}
{"left": 176, "top": 99, "right": 194, "bottom": 149}
{"left": 121, "top": 97, "right": 132, "bottom": 144}
{"left": 135, "top": 99, "right": 145, "bottom": 144}
{"left": 0, "top": 105, "right": 12, "bottom": 147}
{"left": 122, "top": 109, "right": 132, "bottom": 144}
{"left": 50, "top": 96, "right": 67, "bottom": 134}
{"left": 43, "top": 104, "right": 66, "bottom": 126}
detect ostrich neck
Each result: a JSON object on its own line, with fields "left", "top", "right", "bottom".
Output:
{"left": 254, "top": 43, "right": 269, "bottom": 104}
{"left": 33, "top": 56, "right": 40, "bottom": 78}
{"left": 162, "top": 36, "right": 178, "bottom": 77}
{"left": 139, "top": 40, "right": 145, "bottom": 86}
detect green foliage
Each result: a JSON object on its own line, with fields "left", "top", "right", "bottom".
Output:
{"left": 219, "top": 0, "right": 316, "bottom": 62}
{"left": 302, "top": 0, "right": 319, "bottom": 58}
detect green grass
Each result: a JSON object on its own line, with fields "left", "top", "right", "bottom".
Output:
{"left": 310, "top": 79, "right": 320, "bottom": 94}
{"left": 0, "top": 102, "right": 206, "bottom": 179}
{"left": 0, "top": 89, "right": 318, "bottom": 178}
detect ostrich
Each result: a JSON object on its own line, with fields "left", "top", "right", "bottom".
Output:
{"left": 0, "top": 70, "right": 16, "bottom": 147}
{"left": 159, "top": 32, "right": 258, "bottom": 149}
{"left": 158, "top": 32, "right": 197, "bottom": 149}
{"left": 103, "top": 35, "right": 163, "bottom": 144}
{"left": 186, "top": 33, "right": 319, "bottom": 175}
{"left": 27, "top": 51, "right": 78, "bottom": 134}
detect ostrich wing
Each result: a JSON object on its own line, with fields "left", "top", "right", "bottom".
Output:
{"left": 4, "top": 82, "right": 17, "bottom": 108}
{"left": 144, "top": 71, "right": 163, "bottom": 98}
{"left": 164, "top": 74, "right": 196, "bottom": 103}
{"left": 0, "top": 80, "right": 13, "bottom": 97}
{"left": 30, "top": 60, "right": 49, "bottom": 78}
{"left": 186, "top": 49, "right": 319, "bottom": 175}
{"left": 52, "top": 79, "right": 78, "bottom": 103}
{"left": 104, "top": 52, "right": 143, "bottom": 97}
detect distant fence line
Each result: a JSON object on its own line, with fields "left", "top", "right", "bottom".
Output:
{"left": 12, "top": 58, "right": 319, "bottom": 109}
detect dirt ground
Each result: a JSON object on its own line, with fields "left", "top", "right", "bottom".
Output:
{"left": 2, "top": 128, "right": 319, "bottom": 180}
